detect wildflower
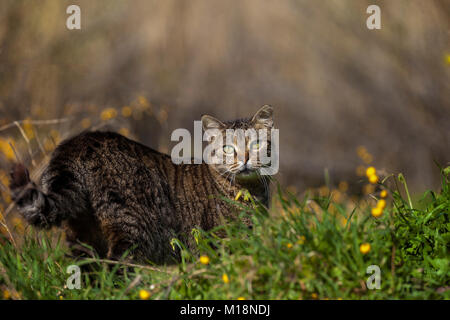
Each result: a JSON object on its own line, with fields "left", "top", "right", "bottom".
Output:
{"left": 376, "top": 199, "right": 386, "bottom": 210}
{"left": 235, "top": 190, "right": 243, "bottom": 201}
{"left": 0, "top": 138, "right": 15, "bottom": 160}
{"left": 138, "top": 96, "right": 149, "bottom": 108}
{"left": 286, "top": 243, "right": 293, "bottom": 249}
{"left": 297, "top": 236, "right": 306, "bottom": 245}
{"left": 366, "top": 166, "right": 376, "bottom": 177}
{"left": 222, "top": 273, "right": 230, "bottom": 284}
{"left": 380, "top": 190, "right": 388, "bottom": 198}
{"left": 371, "top": 207, "right": 383, "bottom": 218}
{"left": 59, "top": 295, "right": 63, "bottom": 300}
{"left": 3, "top": 289, "right": 11, "bottom": 299}
{"left": 311, "top": 293, "right": 318, "bottom": 299}
{"left": 331, "top": 190, "right": 342, "bottom": 203}
{"left": 237, "top": 297, "right": 246, "bottom": 300}
{"left": 139, "top": 289, "right": 150, "bottom": 300}
{"left": 359, "top": 243, "right": 371, "bottom": 254}
{"left": 368, "top": 174, "right": 379, "bottom": 184}
{"left": 199, "top": 255, "right": 210, "bottom": 265}
{"left": 100, "top": 108, "right": 118, "bottom": 121}
{"left": 121, "top": 106, "right": 133, "bottom": 118}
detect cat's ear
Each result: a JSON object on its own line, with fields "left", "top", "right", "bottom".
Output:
{"left": 201, "top": 115, "right": 226, "bottom": 131}
{"left": 251, "top": 105, "right": 273, "bottom": 129}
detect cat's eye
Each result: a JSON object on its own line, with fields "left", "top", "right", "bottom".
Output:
{"left": 223, "top": 145, "right": 235, "bottom": 154}
{"left": 250, "top": 140, "right": 262, "bottom": 151}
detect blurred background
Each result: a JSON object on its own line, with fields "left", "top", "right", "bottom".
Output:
{"left": 0, "top": 0, "right": 449, "bottom": 197}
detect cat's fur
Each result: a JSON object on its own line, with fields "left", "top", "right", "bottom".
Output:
{"left": 9, "top": 105, "right": 274, "bottom": 264}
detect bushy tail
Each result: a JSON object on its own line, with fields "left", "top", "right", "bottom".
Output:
{"left": 9, "top": 163, "right": 63, "bottom": 229}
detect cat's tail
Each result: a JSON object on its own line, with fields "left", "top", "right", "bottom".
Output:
{"left": 9, "top": 163, "right": 64, "bottom": 229}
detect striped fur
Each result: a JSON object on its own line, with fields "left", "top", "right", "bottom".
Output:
{"left": 10, "top": 108, "right": 273, "bottom": 264}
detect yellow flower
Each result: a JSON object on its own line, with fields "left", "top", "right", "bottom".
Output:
{"left": 237, "top": 297, "right": 246, "bottom": 300}
{"left": 199, "top": 255, "right": 210, "bottom": 265}
{"left": 0, "top": 138, "right": 15, "bottom": 160}
{"left": 360, "top": 243, "right": 371, "bottom": 254}
{"left": 59, "top": 295, "right": 64, "bottom": 300}
{"left": 222, "top": 273, "right": 230, "bottom": 284}
{"left": 368, "top": 174, "right": 379, "bottom": 184}
{"left": 380, "top": 190, "right": 388, "bottom": 198}
{"left": 366, "top": 166, "right": 376, "bottom": 177}
{"left": 3, "top": 289, "right": 11, "bottom": 299}
{"left": 100, "top": 108, "right": 118, "bottom": 121}
{"left": 122, "top": 106, "right": 133, "bottom": 117}
{"left": 139, "top": 289, "right": 150, "bottom": 300}
{"left": 286, "top": 243, "right": 293, "bottom": 249}
{"left": 235, "top": 190, "right": 243, "bottom": 201}
{"left": 138, "top": 96, "right": 149, "bottom": 108}
{"left": 297, "top": 236, "right": 306, "bottom": 245}
{"left": 371, "top": 207, "right": 383, "bottom": 218}
{"left": 376, "top": 199, "right": 386, "bottom": 209}
{"left": 311, "top": 293, "right": 318, "bottom": 299}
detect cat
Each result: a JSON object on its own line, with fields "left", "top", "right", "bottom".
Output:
{"left": 9, "top": 105, "right": 274, "bottom": 264}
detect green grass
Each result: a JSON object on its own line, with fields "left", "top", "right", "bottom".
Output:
{"left": 0, "top": 167, "right": 449, "bottom": 300}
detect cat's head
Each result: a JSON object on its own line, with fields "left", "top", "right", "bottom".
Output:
{"left": 201, "top": 105, "right": 274, "bottom": 179}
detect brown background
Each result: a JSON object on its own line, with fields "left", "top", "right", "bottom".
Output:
{"left": 0, "top": 0, "right": 448, "bottom": 193}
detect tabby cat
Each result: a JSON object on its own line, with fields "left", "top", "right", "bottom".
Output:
{"left": 9, "top": 105, "right": 274, "bottom": 264}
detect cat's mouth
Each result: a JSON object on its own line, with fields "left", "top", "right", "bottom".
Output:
{"left": 237, "top": 168, "right": 257, "bottom": 177}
